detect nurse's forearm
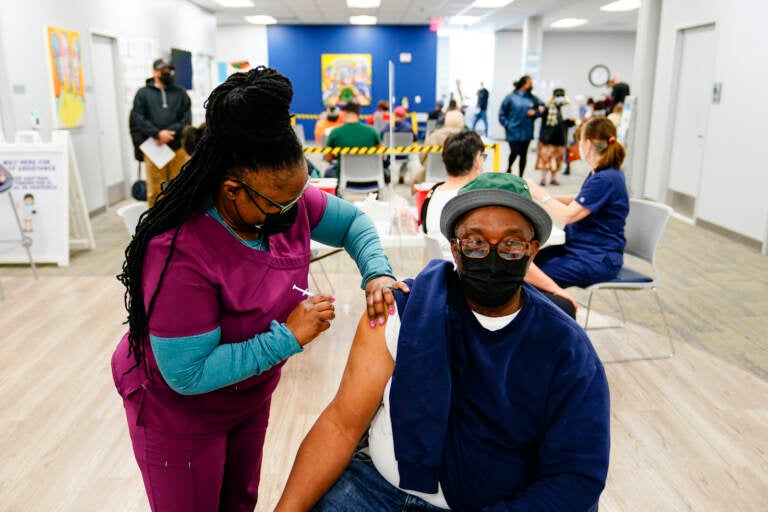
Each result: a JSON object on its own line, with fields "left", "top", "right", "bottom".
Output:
{"left": 150, "top": 321, "right": 302, "bottom": 395}
{"left": 312, "top": 195, "right": 394, "bottom": 288}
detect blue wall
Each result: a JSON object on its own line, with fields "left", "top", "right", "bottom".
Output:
{"left": 267, "top": 25, "right": 437, "bottom": 140}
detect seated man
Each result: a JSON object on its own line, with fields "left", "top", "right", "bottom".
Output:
{"left": 324, "top": 101, "right": 381, "bottom": 179}
{"left": 275, "top": 173, "right": 611, "bottom": 512}
{"left": 420, "top": 132, "right": 577, "bottom": 317}
{"left": 314, "top": 105, "right": 343, "bottom": 143}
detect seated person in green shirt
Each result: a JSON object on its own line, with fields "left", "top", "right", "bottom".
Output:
{"left": 324, "top": 101, "right": 382, "bottom": 179}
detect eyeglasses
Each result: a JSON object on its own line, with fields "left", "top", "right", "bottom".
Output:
{"left": 480, "top": 153, "right": 488, "bottom": 161}
{"left": 233, "top": 176, "right": 310, "bottom": 215}
{"left": 454, "top": 237, "right": 532, "bottom": 261}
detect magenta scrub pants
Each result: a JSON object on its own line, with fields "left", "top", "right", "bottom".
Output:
{"left": 113, "top": 340, "right": 281, "bottom": 512}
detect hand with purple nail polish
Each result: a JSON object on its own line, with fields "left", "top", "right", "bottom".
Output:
{"left": 364, "top": 275, "right": 410, "bottom": 328}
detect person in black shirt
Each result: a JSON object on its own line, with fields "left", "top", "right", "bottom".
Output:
{"left": 472, "top": 82, "right": 489, "bottom": 134}
{"left": 608, "top": 75, "right": 630, "bottom": 113}
{"left": 535, "top": 88, "right": 575, "bottom": 186}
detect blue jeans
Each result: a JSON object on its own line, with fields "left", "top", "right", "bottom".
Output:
{"left": 472, "top": 109, "right": 488, "bottom": 132}
{"left": 312, "top": 451, "right": 449, "bottom": 512}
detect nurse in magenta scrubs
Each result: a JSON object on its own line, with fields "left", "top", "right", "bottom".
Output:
{"left": 112, "top": 67, "right": 405, "bottom": 512}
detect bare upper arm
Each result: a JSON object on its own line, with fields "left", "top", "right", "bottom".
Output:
{"left": 323, "top": 313, "right": 394, "bottom": 440}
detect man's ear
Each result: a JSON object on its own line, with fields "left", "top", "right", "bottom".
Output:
{"left": 221, "top": 180, "right": 241, "bottom": 201}
{"left": 449, "top": 238, "right": 461, "bottom": 261}
{"left": 529, "top": 240, "right": 541, "bottom": 261}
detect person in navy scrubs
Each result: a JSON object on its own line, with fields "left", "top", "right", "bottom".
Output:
{"left": 526, "top": 116, "right": 629, "bottom": 288}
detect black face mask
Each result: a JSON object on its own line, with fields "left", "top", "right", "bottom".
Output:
{"left": 231, "top": 195, "right": 299, "bottom": 236}
{"left": 458, "top": 252, "right": 529, "bottom": 308}
{"left": 254, "top": 205, "right": 299, "bottom": 235}
{"left": 159, "top": 72, "right": 174, "bottom": 86}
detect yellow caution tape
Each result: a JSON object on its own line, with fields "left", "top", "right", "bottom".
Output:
{"left": 304, "top": 143, "right": 496, "bottom": 154}
{"left": 303, "top": 143, "right": 502, "bottom": 172}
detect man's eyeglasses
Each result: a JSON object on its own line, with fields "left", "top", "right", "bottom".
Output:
{"left": 454, "top": 237, "right": 531, "bottom": 261}
{"left": 233, "top": 176, "right": 310, "bottom": 215}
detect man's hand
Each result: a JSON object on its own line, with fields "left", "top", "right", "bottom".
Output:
{"left": 156, "top": 129, "right": 175, "bottom": 145}
{"left": 365, "top": 276, "right": 410, "bottom": 328}
{"left": 285, "top": 295, "right": 336, "bottom": 345}
{"left": 526, "top": 109, "right": 536, "bottom": 117}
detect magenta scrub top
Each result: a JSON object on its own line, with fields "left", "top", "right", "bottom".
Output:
{"left": 112, "top": 185, "right": 327, "bottom": 428}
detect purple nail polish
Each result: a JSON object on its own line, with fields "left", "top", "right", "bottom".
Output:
{"left": 379, "top": 318, "right": 385, "bottom": 325}
{"left": 370, "top": 321, "right": 376, "bottom": 328}
{"left": 389, "top": 307, "right": 395, "bottom": 315}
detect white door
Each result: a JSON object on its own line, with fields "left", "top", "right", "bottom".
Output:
{"left": 91, "top": 35, "right": 127, "bottom": 204}
{"left": 667, "top": 24, "right": 716, "bottom": 200}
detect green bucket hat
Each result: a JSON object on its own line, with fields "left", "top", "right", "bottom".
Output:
{"left": 440, "top": 173, "right": 552, "bottom": 243}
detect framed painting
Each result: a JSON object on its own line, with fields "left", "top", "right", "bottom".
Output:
{"left": 46, "top": 27, "right": 86, "bottom": 128}
{"left": 321, "top": 54, "right": 372, "bottom": 106}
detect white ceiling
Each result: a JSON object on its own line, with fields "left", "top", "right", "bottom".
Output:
{"left": 186, "top": 0, "right": 638, "bottom": 32}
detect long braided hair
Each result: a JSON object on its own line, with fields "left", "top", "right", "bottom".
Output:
{"left": 117, "top": 66, "right": 304, "bottom": 370}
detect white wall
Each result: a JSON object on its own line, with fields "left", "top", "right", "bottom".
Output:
{"left": 489, "top": 30, "right": 523, "bottom": 140}
{"left": 643, "top": 0, "right": 768, "bottom": 243}
{"left": 489, "top": 30, "right": 635, "bottom": 140}
{"left": 445, "top": 29, "right": 495, "bottom": 110}
{"left": 0, "top": 0, "right": 216, "bottom": 212}
{"left": 216, "top": 25, "right": 269, "bottom": 72}
{"left": 540, "top": 31, "right": 636, "bottom": 100}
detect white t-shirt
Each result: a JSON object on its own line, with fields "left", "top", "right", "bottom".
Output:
{"left": 369, "top": 306, "right": 520, "bottom": 510}
{"left": 424, "top": 188, "right": 458, "bottom": 261}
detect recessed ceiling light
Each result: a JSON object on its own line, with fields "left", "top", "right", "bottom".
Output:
{"left": 550, "top": 18, "right": 588, "bottom": 28}
{"left": 449, "top": 16, "right": 480, "bottom": 25}
{"left": 347, "top": 0, "right": 381, "bottom": 7}
{"left": 245, "top": 15, "right": 277, "bottom": 24}
{"left": 600, "top": 0, "right": 641, "bottom": 11}
{"left": 212, "top": 0, "right": 254, "bottom": 7}
{"left": 350, "top": 15, "right": 377, "bottom": 25}
{"left": 471, "top": 0, "right": 514, "bottom": 7}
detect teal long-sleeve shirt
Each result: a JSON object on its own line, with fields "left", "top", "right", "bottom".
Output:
{"left": 151, "top": 195, "right": 393, "bottom": 395}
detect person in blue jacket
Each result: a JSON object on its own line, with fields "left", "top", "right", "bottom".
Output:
{"left": 274, "top": 172, "right": 610, "bottom": 512}
{"left": 527, "top": 116, "right": 630, "bottom": 288}
{"left": 498, "top": 75, "right": 544, "bottom": 177}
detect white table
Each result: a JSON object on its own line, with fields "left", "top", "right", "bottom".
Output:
{"left": 311, "top": 225, "right": 564, "bottom": 253}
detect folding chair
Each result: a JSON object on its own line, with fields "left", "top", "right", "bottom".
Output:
{"left": 338, "top": 154, "right": 385, "bottom": 198}
{"left": 425, "top": 119, "right": 437, "bottom": 139}
{"left": 583, "top": 198, "right": 675, "bottom": 363}
{"left": 425, "top": 153, "right": 447, "bottom": 183}
{"left": 117, "top": 202, "right": 148, "bottom": 237}
{"left": 382, "top": 132, "right": 414, "bottom": 148}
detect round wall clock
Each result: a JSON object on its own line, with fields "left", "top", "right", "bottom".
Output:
{"left": 588, "top": 64, "right": 611, "bottom": 87}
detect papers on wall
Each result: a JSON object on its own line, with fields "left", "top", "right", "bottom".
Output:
{"left": 139, "top": 138, "right": 174, "bottom": 168}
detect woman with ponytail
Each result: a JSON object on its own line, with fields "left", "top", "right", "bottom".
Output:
{"left": 111, "top": 67, "right": 404, "bottom": 511}
{"left": 526, "top": 116, "right": 629, "bottom": 288}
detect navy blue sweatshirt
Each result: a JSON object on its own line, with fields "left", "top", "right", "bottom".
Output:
{"left": 390, "top": 260, "right": 610, "bottom": 511}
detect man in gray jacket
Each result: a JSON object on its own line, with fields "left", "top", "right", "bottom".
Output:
{"left": 130, "top": 58, "right": 191, "bottom": 206}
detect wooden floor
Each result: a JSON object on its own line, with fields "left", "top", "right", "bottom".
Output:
{"left": 1, "top": 164, "right": 767, "bottom": 510}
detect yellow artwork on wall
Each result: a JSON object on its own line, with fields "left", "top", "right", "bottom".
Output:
{"left": 46, "top": 26, "right": 86, "bottom": 128}
{"left": 321, "top": 54, "right": 372, "bottom": 106}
